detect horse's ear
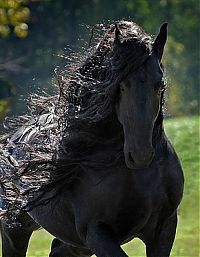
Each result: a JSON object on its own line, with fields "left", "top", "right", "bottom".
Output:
{"left": 153, "top": 23, "right": 168, "bottom": 62}
{"left": 114, "top": 23, "right": 121, "bottom": 47}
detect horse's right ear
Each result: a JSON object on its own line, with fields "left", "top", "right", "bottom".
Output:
{"left": 153, "top": 23, "right": 168, "bottom": 62}
{"left": 114, "top": 24, "right": 121, "bottom": 47}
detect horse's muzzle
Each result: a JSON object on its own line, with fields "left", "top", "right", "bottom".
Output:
{"left": 124, "top": 149, "right": 155, "bottom": 169}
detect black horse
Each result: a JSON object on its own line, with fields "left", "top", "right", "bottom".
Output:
{"left": 0, "top": 21, "right": 184, "bottom": 257}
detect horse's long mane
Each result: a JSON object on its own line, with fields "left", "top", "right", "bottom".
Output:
{"left": 0, "top": 21, "right": 160, "bottom": 219}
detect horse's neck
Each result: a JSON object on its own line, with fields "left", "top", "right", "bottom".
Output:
{"left": 90, "top": 117, "right": 122, "bottom": 140}
{"left": 152, "top": 120, "right": 169, "bottom": 157}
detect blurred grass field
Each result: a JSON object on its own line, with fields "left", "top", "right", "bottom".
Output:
{"left": 1, "top": 116, "right": 199, "bottom": 256}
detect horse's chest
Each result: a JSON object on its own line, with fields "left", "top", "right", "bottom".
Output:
{"left": 80, "top": 165, "right": 164, "bottom": 214}
{"left": 109, "top": 168, "right": 168, "bottom": 236}
{"left": 114, "top": 200, "right": 151, "bottom": 240}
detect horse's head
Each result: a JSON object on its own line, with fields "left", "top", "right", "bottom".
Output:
{"left": 115, "top": 23, "right": 167, "bottom": 169}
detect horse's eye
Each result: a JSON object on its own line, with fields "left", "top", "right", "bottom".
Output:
{"left": 120, "top": 82, "right": 127, "bottom": 92}
{"left": 120, "top": 84, "right": 126, "bottom": 92}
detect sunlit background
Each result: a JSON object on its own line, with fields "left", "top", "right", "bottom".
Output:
{"left": 0, "top": 0, "right": 199, "bottom": 256}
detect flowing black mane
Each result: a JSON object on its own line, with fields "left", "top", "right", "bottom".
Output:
{"left": 0, "top": 21, "right": 165, "bottom": 219}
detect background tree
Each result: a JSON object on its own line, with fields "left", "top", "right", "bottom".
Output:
{"left": 0, "top": 0, "right": 199, "bottom": 117}
{"left": 0, "top": 0, "right": 30, "bottom": 38}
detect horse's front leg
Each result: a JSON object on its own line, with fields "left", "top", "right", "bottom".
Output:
{"left": 49, "top": 238, "right": 92, "bottom": 257}
{"left": 1, "top": 222, "right": 33, "bottom": 257}
{"left": 49, "top": 238, "right": 67, "bottom": 257}
{"left": 86, "top": 222, "right": 128, "bottom": 257}
{"left": 1, "top": 213, "right": 39, "bottom": 257}
{"left": 146, "top": 212, "right": 177, "bottom": 257}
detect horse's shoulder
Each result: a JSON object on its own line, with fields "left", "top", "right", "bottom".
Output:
{"left": 165, "top": 138, "right": 183, "bottom": 176}
{"left": 160, "top": 139, "right": 184, "bottom": 209}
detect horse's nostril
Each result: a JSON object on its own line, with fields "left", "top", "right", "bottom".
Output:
{"left": 129, "top": 152, "right": 135, "bottom": 164}
{"left": 151, "top": 150, "right": 155, "bottom": 159}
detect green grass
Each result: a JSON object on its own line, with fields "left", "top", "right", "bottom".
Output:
{"left": 1, "top": 116, "right": 199, "bottom": 256}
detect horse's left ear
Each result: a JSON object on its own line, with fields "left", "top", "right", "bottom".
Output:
{"left": 153, "top": 23, "right": 168, "bottom": 62}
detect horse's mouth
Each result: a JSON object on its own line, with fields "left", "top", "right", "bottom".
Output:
{"left": 124, "top": 152, "right": 154, "bottom": 170}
